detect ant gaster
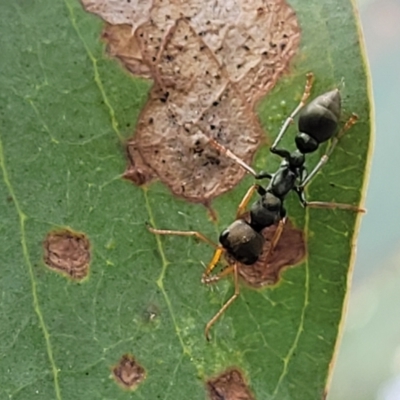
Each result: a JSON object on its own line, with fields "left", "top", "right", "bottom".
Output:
{"left": 148, "top": 73, "right": 364, "bottom": 340}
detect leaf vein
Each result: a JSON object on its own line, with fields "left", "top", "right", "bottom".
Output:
{"left": 0, "top": 135, "right": 62, "bottom": 400}
{"left": 64, "top": 0, "right": 123, "bottom": 141}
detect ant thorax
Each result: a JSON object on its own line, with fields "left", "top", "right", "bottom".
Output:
{"left": 288, "top": 150, "right": 305, "bottom": 168}
{"left": 267, "top": 162, "right": 298, "bottom": 199}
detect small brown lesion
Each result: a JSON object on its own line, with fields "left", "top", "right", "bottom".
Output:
{"left": 207, "top": 368, "right": 254, "bottom": 400}
{"left": 112, "top": 354, "right": 146, "bottom": 390}
{"left": 43, "top": 229, "right": 91, "bottom": 281}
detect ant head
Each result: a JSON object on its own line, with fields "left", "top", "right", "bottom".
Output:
{"left": 295, "top": 132, "right": 319, "bottom": 154}
{"left": 288, "top": 149, "right": 305, "bottom": 168}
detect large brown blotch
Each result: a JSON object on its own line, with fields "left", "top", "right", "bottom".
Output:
{"left": 207, "top": 368, "right": 254, "bottom": 400}
{"left": 43, "top": 229, "right": 90, "bottom": 280}
{"left": 112, "top": 354, "right": 146, "bottom": 390}
{"left": 81, "top": 0, "right": 300, "bottom": 203}
{"left": 231, "top": 219, "right": 306, "bottom": 288}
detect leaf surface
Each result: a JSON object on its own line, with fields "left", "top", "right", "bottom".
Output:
{"left": 0, "top": 0, "right": 371, "bottom": 399}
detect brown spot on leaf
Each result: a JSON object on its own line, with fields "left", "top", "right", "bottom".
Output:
{"left": 82, "top": 0, "right": 300, "bottom": 203}
{"left": 236, "top": 219, "right": 306, "bottom": 288}
{"left": 43, "top": 229, "right": 90, "bottom": 280}
{"left": 112, "top": 354, "right": 146, "bottom": 390}
{"left": 207, "top": 368, "right": 254, "bottom": 400}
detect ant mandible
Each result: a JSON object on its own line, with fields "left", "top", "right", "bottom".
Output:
{"left": 147, "top": 73, "right": 365, "bottom": 340}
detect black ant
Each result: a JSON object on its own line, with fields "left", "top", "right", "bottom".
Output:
{"left": 147, "top": 73, "right": 364, "bottom": 340}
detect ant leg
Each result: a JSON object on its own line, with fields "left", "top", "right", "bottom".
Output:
{"left": 235, "top": 184, "right": 261, "bottom": 218}
{"left": 202, "top": 264, "right": 234, "bottom": 284}
{"left": 146, "top": 225, "right": 219, "bottom": 248}
{"left": 148, "top": 223, "right": 228, "bottom": 280}
{"left": 202, "top": 247, "right": 225, "bottom": 280}
{"left": 299, "top": 113, "right": 359, "bottom": 189}
{"left": 304, "top": 201, "right": 365, "bottom": 212}
{"left": 270, "top": 73, "right": 314, "bottom": 156}
{"left": 208, "top": 138, "right": 257, "bottom": 176}
{"left": 208, "top": 138, "right": 274, "bottom": 180}
{"left": 149, "top": 223, "right": 234, "bottom": 339}
{"left": 295, "top": 187, "right": 366, "bottom": 213}
{"left": 265, "top": 218, "right": 287, "bottom": 259}
{"left": 204, "top": 263, "right": 239, "bottom": 341}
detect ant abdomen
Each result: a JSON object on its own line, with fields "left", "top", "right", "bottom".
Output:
{"left": 298, "top": 89, "right": 341, "bottom": 145}
{"left": 219, "top": 220, "right": 264, "bottom": 265}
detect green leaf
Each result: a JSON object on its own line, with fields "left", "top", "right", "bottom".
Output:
{"left": 0, "top": 0, "right": 371, "bottom": 399}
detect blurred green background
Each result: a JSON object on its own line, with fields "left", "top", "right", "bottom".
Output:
{"left": 329, "top": 0, "right": 400, "bottom": 399}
